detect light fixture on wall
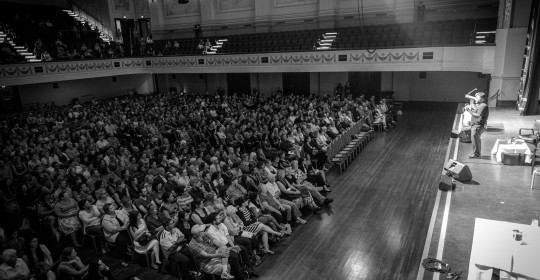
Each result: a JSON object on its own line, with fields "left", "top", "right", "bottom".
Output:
{"left": 123, "top": 16, "right": 126, "bottom": 19}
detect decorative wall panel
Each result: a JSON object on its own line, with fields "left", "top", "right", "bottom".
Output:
{"left": 113, "top": 0, "right": 131, "bottom": 12}
{"left": 134, "top": 0, "right": 150, "bottom": 13}
{"left": 165, "top": 0, "right": 201, "bottom": 17}
{"left": 274, "top": 0, "right": 318, "bottom": 7}
{"left": 218, "top": 0, "right": 254, "bottom": 11}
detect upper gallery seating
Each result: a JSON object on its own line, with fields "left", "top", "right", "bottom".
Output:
{"left": 0, "top": 3, "right": 496, "bottom": 64}
{"left": 0, "top": 3, "right": 112, "bottom": 62}
{"left": 211, "top": 18, "right": 496, "bottom": 54}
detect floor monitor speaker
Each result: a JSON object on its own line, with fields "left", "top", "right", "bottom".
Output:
{"left": 439, "top": 174, "right": 455, "bottom": 191}
{"left": 443, "top": 159, "right": 472, "bottom": 182}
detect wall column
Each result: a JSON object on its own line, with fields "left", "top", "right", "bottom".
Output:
{"left": 489, "top": 0, "right": 531, "bottom": 106}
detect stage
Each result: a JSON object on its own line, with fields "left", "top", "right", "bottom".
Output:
{"left": 420, "top": 106, "right": 540, "bottom": 280}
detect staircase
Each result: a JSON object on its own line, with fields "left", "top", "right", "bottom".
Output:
{"left": 63, "top": 9, "right": 112, "bottom": 42}
{"left": 206, "top": 38, "right": 228, "bottom": 54}
{"left": 316, "top": 32, "right": 337, "bottom": 50}
{"left": 473, "top": 31, "right": 496, "bottom": 45}
{"left": 0, "top": 31, "right": 40, "bottom": 62}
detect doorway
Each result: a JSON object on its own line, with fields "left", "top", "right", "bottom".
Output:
{"left": 348, "top": 72, "right": 382, "bottom": 99}
{"left": 115, "top": 18, "right": 135, "bottom": 55}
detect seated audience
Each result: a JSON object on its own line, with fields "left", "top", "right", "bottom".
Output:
{"left": 0, "top": 80, "right": 395, "bottom": 280}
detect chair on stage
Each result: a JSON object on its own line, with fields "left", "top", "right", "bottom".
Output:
{"left": 530, "top": 147, "right": 540, "bottom": 190}
{"left": 519, "top": 120, "right": 540, "bottom": 146}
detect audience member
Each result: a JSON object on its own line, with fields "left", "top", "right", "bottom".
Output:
{"left": 86, "top": 258, "right": 114, "bottom": 280}
{"left": 0, "top": 249, "right": 30, "bottom": 280}
{"left": 54, "top": 191, "right": 81, "bottom": 247}
{"left": 101, "top": 203, "right": 130, "bottom": 267}
{"left": 24, "top": 236, "right": 53, "bottom": 272}
{"left": 56, "top": 247, "right": 88, "bottom": 280}
{"left": 128, "top": 212, "right": 161, "bottom": 269}
{"left": 188, "top": 225, "right": 235, "bottom": 280}
{"left": 159, "top": 218, "right": 194, "bottom": 279}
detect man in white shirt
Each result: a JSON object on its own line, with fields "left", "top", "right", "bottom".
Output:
{"left": 206, "top": 212, "right": 234, "bottom": 248}
{"left": 101, "top": 203, "right": 130, "bottom": 267}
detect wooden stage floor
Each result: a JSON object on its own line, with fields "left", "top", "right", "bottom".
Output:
{"left": 90, "top": 103, "right": 540, "bottom": 280}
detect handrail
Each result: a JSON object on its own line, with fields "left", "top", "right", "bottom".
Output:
{"left": 70, "top": 4, "right": 113, "bottom": 41}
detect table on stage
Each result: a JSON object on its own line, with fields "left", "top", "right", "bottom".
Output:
{"left": 468, "top": 218, "right": 540, "bottom": 280}
{"left": 490, "top": 139, "right": 532, "bottom": 164}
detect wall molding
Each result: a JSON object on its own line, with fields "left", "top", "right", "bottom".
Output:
{"left": 0, "top": 46, "right": 495, "bottom": 86}
{"left": 273, "top": 0, "right": 318, "bottom": 8}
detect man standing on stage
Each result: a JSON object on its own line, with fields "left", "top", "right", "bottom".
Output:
{"left": 464, "top": 92, "right": 489, "bottom": 158}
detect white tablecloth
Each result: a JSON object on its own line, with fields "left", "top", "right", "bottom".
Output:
{"left": 490, "top": 139, "right": 531, "bottom": 163}
{"left": 491, "top": 139, "right": 526, "bottom": 154}
{"left": 468, "top": 218, "right": 540, "bottom": 280}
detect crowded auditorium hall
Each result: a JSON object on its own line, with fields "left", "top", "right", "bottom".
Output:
{"left": 0, "top": 0, "right": 539, "bottom": 280}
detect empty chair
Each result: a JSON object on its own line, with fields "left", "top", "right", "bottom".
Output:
{"left": 519, "top": 120, "right": 540, "bottom": 145}
{"left": 416, "top": 24, "right": 425, "bottom": 34}
{"left": 420, "top": 38, "right": 431, "bottom": 46}
{"left": 441, "top": 33, "right": 452, "bottom": 45}
{"left": 530, "top": 147, "right": 540, "bottom": 190}
{"left": 431, "top": 32, "right": 442, "bottom": 45}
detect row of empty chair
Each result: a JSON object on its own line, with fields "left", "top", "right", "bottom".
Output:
{"left": 152, "top": 18, "right": 496, "bottom": 55}
{"left": 334, "top": 18, "right": 496, "bottom": 49}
